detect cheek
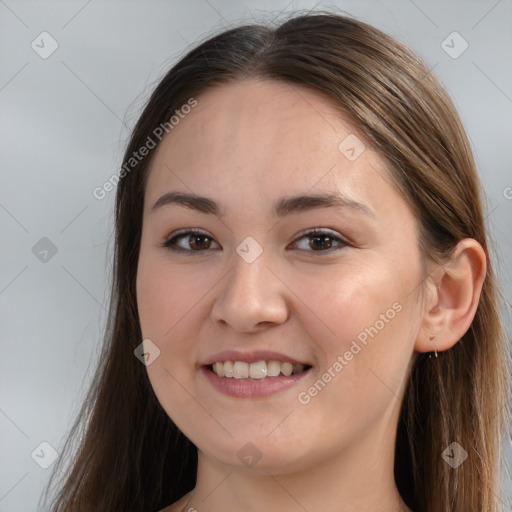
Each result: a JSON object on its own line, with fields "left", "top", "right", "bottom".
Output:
{"left": 136, "top": 255, "right": 208, "bottom": 429}
{"left": 136, "top": 253, "right": 216, "bottom": 385}
{"left": 137, "top": 261, "right": 169, "bottom": 340}
{"left": 137, "top": 253, "right": 200, "bottom": 341}
{"left": 289, "top": 260, "right": 408, "bottom": 353}
{"left": 289, "top": 257, "right": 419, "bottom": 404}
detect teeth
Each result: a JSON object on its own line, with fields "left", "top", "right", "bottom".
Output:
{"left": 233, "top": 361, "right": 249, "bottom": 379}
{"left": 292, "top": 363, "right": 304, "bottom": 374}
{"left": 211, "top": 360, "right": 306, "bottom": 379}
{"left": 267, "top": 360, "right": 281, "bottom": 377}
{"left": 249, "top": 360, "right": 267, "bottom": 379}
{"left": 281, "top": 362, "right": 293, "bottom": 376}
{"left": 223, "top": 361, "right": 234, "bottom": 378}
{"left": 213, "top": 361, "right": 225, "bottom": 377}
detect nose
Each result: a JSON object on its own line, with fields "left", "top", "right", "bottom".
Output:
{"left": 210, "top": 248, "right": 289, "bottom": 333}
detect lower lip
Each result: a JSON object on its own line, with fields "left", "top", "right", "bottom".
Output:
{"left": 201, "top": 365, "right": 311, "bottom": 398}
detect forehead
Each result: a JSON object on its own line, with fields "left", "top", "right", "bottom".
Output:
{"left": 144, "top": 79, "right": 401, "bottom": 220}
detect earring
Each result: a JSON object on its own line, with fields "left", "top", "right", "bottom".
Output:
{"left": 428, "top": 333, "right": 438, "bottom": 358}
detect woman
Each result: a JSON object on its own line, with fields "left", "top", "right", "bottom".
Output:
{"left": 42, "top": 11, "right": 511, "bottom": 512}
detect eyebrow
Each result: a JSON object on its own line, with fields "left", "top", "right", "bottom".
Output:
{"left": 150, "top": 191, "right": 375, "bottom": 219}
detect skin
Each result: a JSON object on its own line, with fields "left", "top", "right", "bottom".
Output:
{"left": 136, "top": 79, "right": 486, "bottom": 512}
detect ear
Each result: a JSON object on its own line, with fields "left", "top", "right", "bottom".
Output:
{"left": 416, "top": 238, "right": 487, "bottom": 354}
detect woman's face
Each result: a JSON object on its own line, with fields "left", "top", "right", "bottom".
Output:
{"left": 136, "top": 79, "right": 426, "bottom": 473}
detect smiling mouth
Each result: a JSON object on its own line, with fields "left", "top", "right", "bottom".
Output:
{"left": 207, "top": 360, "right": 312, "bottom": 379}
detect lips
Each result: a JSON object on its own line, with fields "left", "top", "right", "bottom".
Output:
{"left": 200, "top": 350, "right": 313, "bottom": 398}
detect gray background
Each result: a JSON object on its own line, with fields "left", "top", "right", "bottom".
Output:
{"left": 0, "top": 0, "right": 511, "bottom": 510}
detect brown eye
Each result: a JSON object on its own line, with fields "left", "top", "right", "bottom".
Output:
{"left": 291, "top": 229, "right": 349, "bottom": 254}
{"left": 162, "top": 228, "right": 349, "bottom": 256}
{"left": 309, "top": 234, "right": 334, "bottom": 251}
{"left": 187, "top": 234, "right": 211, "bottom": 250}
{"left": 163, "top": 229, "right": 219, "bottom": 253}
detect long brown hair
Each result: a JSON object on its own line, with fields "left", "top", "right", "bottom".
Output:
{"left": 42, "top": 10, "right": 511, "bottom": 512}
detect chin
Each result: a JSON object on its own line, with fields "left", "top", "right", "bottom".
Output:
{"left": 194, "top": 432, "right": 315, "bottom": 474}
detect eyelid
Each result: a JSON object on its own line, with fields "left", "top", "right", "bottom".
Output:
{"left": 162, "top": 227, "right": 350, "bottom": 255}
{"left": 163, "top": 228, "right": 219, "bottom": 253}
{"left": 290, "top": 228, "right": 350, "bottom": 252}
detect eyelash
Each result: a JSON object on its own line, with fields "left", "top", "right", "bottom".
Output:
{"left": 161, "top": 228, "right": 349, "bottom": 256}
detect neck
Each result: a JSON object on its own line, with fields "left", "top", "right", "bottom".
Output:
{"left": 187, "top": 428, "right": 411, "bottom": 512}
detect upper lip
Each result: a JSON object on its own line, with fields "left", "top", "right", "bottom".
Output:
{"left": 201, "top": 350, "right": 311, "bottom": 366}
